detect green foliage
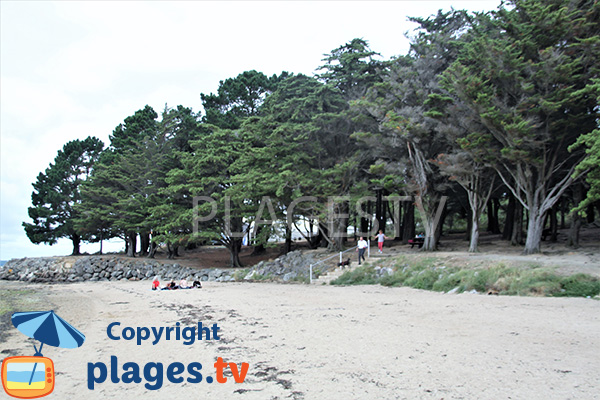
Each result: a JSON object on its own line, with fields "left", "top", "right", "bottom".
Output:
{"left": 23, "top": 136, "right": 104, "bottom": 254}
{"left": 332, "top": 256, "right": 600, "bottom": 298}
{"left": 201, "top": 70, "right": 289, "bottom": 129}
{"left": 330, "top": 265, "right": 379, "bottom": 285}
{"left": 30, "top": 4, "right": 600, "bottom": 261}
{"left": 441, "top": 0, "right": 600, "bottom": 253}
{"left": 318, "top": 38, "right": 388, "bottom": 100}
{"left": 556, "top": 274, "right": 600, "bottom": 297}
{"left": 108, "top": 105, "right": 158, "bottom": 154}
{"left": 76, "top": 105, "right": 202, "bottom": 256}
{"left": 235, "top": 73, "right": 366, "bottom": 250}
{"left": 569, "top": 78, "right": 600, "bottom": 213}
{"left": 232, "top": 268, "right": 250, "bottom": 281}
{"left": 164, "top": 124, "right": 251, "bottom": 266}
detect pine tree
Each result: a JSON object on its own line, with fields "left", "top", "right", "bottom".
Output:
{"left": 23, "top": 137, "right": 104, "bottom": 255}
{"left": 443, "top": 0, "right": 600, "bottom": 254}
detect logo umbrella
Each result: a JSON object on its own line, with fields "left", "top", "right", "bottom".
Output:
{"left": 11, "top": 310, "right": 86, "bottom": 386}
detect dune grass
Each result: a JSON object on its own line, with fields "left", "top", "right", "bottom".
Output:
{"left": 330, "top": 257, "right": 600, "bottom": 298}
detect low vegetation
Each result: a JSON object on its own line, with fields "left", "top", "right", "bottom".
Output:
{"left": 0, "top": 285, "right": 51, "bottom": 346}
{"left": 330, "top": 256, "right": 600, "bottom": 298}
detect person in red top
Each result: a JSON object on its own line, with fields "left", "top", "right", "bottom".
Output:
{"left": 152, "top": 276, "right": 160, "bottom": 290}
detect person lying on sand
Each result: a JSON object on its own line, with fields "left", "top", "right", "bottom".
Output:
{"left": 163, "top": 280, "right": 178, "bottom": 290}
{"left": 179, "top": 279, "right": 190, "bottom": 289}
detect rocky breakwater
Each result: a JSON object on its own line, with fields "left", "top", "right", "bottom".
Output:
{"left": 0, "top": 256, "right": 236, "bottom": 284}
{"left": 242, "top": 250, "right": 332, "bottom": 282}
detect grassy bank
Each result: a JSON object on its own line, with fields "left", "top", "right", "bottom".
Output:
{"left": 330, "top": 256, "right": 600, "bottom": 298}
{"left": 0, "top": 283, "right": 52, "bottom": 350}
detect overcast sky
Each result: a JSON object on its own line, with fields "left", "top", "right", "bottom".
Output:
{"left": 0, "top": 1, "right": 501, "bottom": 261}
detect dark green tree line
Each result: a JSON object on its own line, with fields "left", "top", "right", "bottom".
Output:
{"left": 24, "top": 0, "right": 600, "bottom": 260}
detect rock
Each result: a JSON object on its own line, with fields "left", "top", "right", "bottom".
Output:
{"left": 0, "top": 250, "right": 330, "bottom": 285}
{"left": 282, "top": 272, "right": 297, "bottom": 282}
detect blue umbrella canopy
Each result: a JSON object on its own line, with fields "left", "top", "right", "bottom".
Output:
{"left": 11, "top": 310, "right": 86, "bottom": 351}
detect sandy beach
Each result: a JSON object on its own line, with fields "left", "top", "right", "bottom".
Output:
{"left": 1, "top": 280, "right": 598, "bottom": 400}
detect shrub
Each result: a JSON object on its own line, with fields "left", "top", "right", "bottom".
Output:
{"left": 330, "top": 255, "right": 600, "bottom": 298}
{"left": 556, "top": 274, "right": 600, "bottom": 297}
{"left": 330, "top": 266, "right": 378, "bottom": 285}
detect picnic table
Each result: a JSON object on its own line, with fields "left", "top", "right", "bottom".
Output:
{"left": 408, "top": 237, "right": 424, "bottom": 248}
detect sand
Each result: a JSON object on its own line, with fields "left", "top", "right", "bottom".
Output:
{"left": 0, "top": 280, "right": 598, "bottom": 400}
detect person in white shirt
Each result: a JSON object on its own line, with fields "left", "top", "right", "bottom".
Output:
{"left": 356, "top": 237, "right": 368, "bottom": 264}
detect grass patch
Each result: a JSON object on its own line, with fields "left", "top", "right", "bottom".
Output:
{"left": 232, "top": 268, "right": 250, "bottom": 281}
{"left": 330, "top": 265, "right": 379, "bottom": 285}
{"left": 556, "top": 274, "right": 600, "bottom": 297}
{"left": 0, "top": 285, "right": 52, "bottom": 347}
{"left": 330, "top": 257, "right": 600, "bottom": 298}
{"left": 0, "top": 288, "right": 47, "bottom": 317}
{"left": 290, "top": 275, "right": 310, "bottom": 284}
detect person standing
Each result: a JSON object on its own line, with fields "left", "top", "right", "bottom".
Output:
{"left": 357, "top": 236, "right": 368, "bottom": 264}
{"left": 374, "top": 230, "right": 389, "bottom": 253}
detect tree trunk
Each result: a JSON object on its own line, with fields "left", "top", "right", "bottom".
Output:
{"left": 492, "top": 198, "right": 501, "bottom": 234}
{"left": 340, "top": 201, "right": 349, "bottom": 247}
{"left": 390, "top": 199, "right": 402, "bottom": 240}
{"left": 375, "top": 189, "right": 383, "bottom": 232}
{"left": 284, "top": 224, "right": 292, "bottom": 254}
{"left": 360, "top": 213, "right": 370, "bottom": 238}
{"left": 307, "top": 219, "right": 320, "bottom": 249}
{"left": 560, "top": 197, "right": 567, "bottom": 229}
{"left": 567, "top": 184, "right": 583, "bottom": 248}
{"left": 568, "top": 217, "right": 582, "bottom": 248}
{"left": 329, "top": 201, "right": 348, "bottom": 252}
{"left": 139, "top": 232, "right": 150, "bottom": 256}
{"left": 503, "top": 194, "right": 515, "bottom": 241}
{"left": 71, "top": 234, "right": 81, "bottom": 256}
{"left": 148, "top": 241, "right": 158, "bottom": 259}
{"left": 434, "top": 202, "right": 447, "bottom": 246}
{"left": 511, "top": 201, "right": 524, "bottom": 246}
{"left": 228, "top": 238, "right": 244, "bottom": 268}
{"left": 367, "top": 200, "right": 373, "bottom": 235}
{"left": 486, "top": 199, "right": 500, "bottom": 234}
{"left": 549, "top": 205, "right": 558, "bottom": 242}
{"left": 466, "top": 208, "right": 473, "bottom": 241}
{"left": 587, "top": 203, "right": 595, "bottom": 224}
{"left": 126, "top": 233, "right": 137, "bottom": 257}
{"left": 375, "top": 189, "right": 388, "bottom": 233}
{"left": 401, "top": 201, "right": 415, "bottom": 244}
{"left": 251, "top": 225, "right": 267, "bottom": 256}
{"left": 523, "top": 207, "right": 544, "bottom": 254}
{"left": 469, "top": 210, "right": 480, "bottom": 253}
{"left": 416, "top": 197, "right": 446, "bottom": 252}
{"left": 317, "top": 221, "right": 328, "bottom": 248}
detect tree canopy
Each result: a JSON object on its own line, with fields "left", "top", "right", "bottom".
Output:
{"left": 24, "top": 0, "right": 600, "bottom": 260}
{"left": 23, "top": 136, "right": 104, "bottom": 255}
